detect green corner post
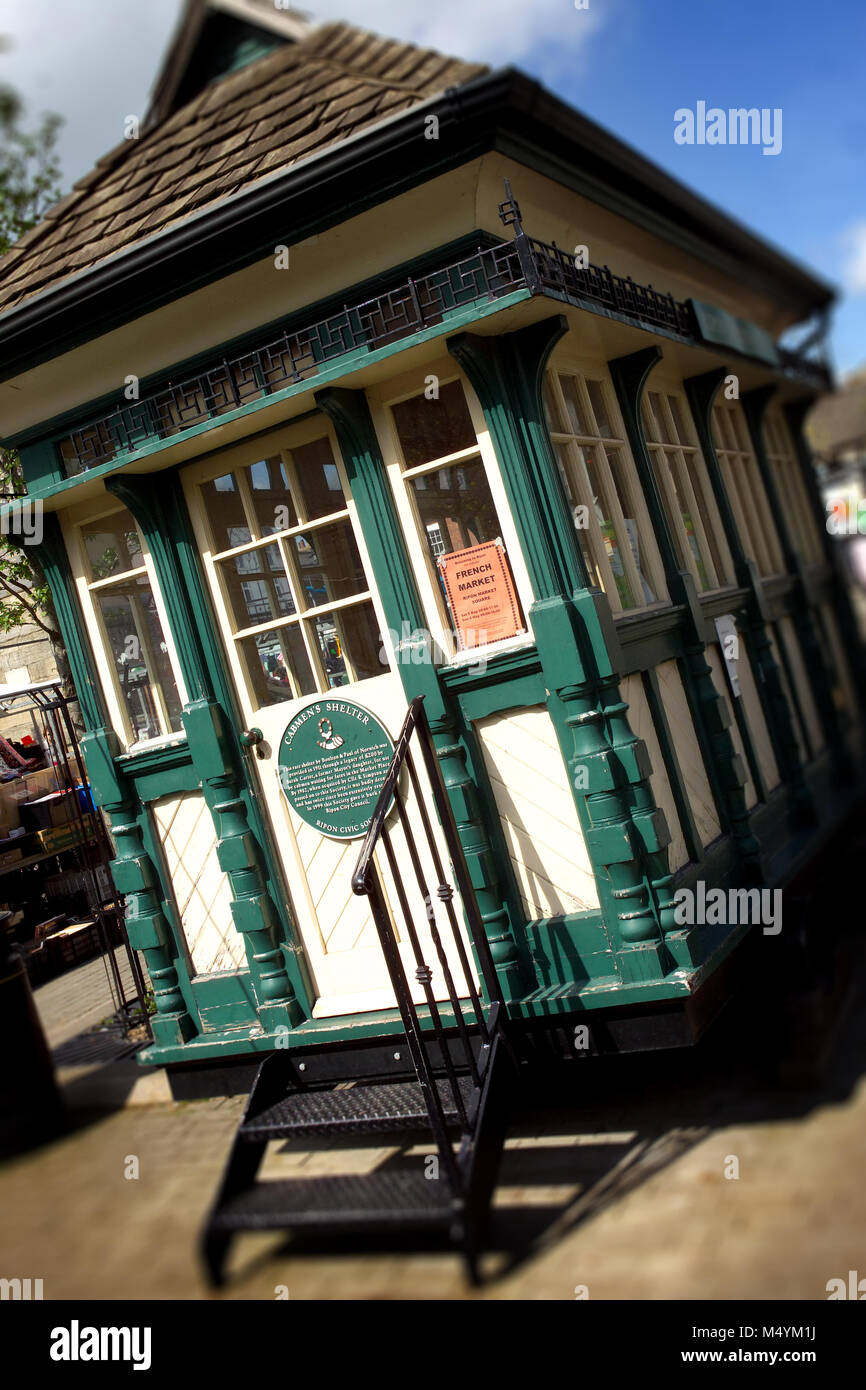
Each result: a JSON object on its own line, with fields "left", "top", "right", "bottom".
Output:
{"left": 448, "top": 317, "right": 677, "bottom": 985}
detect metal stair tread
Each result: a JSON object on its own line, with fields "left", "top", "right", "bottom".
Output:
{"left": 242, "top": 1075, "right": 475, "bottom": 1139}
{"left": 210, "top": 1172, "right": 459, "bottom": 1232}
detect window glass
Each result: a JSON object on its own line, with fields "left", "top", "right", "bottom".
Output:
{"left": 543, "top": 367, "right": 667, "bottom": 613}
{"left": 80, "top": 506, "right": 184, "bottom": 743}
{"left": 246, "top": 457, "right": 297, "bottom": 536}
{"left": 199, "top": 427, "right": 387, "bottom": 705}
{"left": 391, "top": 380, "right": 527, "bottom": 651}
{"left": 762, "top": 407, "right": 824, "bottom": 565}
{"left": 239, "top": 626, "right": 317, "bottom": 705}
{"left": 391, "top": 379, "right": 477, "bottom": 467}
{"left": 201, "top": 472, "right": 252, "bottom": 550}
{"left": 641, "top": 388, "right": 733, "bottom": 592}
{"left": 287, "top": 522, "right": 366, "bottom": 609}
{"left": 82, "top": 518, "right": 143, "bottom": 581}
{"left": 291, "top": 436, "right": 346, "bottom": 520}
{"left": 586, "top": 379, "right": 613, "bottom": 437}
{"left": 409, "top": 460, "right": 500, "bottom": 565}
{"left": 712, "top": 401, "right": 784, "bottom": 577}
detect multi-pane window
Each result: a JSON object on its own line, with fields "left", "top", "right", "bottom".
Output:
{"left": 79, "top": 507, "right": 184, "bottom": 743}
{"left": 641, "top": 388, "right": 734, "bottom": 591}
{"left": 389, "top": 378, "right": 528, "bottom": 651}
{"left": 711, "top": 400, "right": 785, "bottom": 578}
{"left": 542, "top": 366, "right": 667, "bottom": 612}
{"left": 198, "top": 430, "right": 384, "bottom": 707}
{"left": 762, "top": 407, "right": 824, "bottom": 565}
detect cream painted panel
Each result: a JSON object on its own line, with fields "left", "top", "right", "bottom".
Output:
{"left": 476, "top": 705, "right": 599, "bottom": 921}
{"left": 654, "top": 658, "right": 723, "bottom": 846}
{"left": 151, "top": 792, "right": 244, "bottom": 975}
{"left": 777, "top": 616, "right": 825, "bottom": 755}
{"left": 706, "top": 645, "right": 758, "bottom": 809}
{"left": 477, "top": 155, "right": 791, "bottom": 337}
{"left": 621, "top": 672, "right": 687, "bottom": 871}
{"left": 736, "top": 645, "right": 780, "bottom": 791}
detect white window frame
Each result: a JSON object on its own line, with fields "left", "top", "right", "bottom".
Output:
{"left": 369, "top": 359, "right": 536, "bottom": 667}
{"left": 762, "top": 405, "right": 824, "bottom": 566}
{"left": 543, "top": 355, "right": 669, "bottom": 614}
{"left": 62, "top": 498, "right": 188, "bottom": 751}
{"left": 641, "top": 377, "right": 735, "bottom": 592}
{"left": 712, "top": 399, "right": 785, "bottom": 578}
{"left": 182, "top": 414, "right": 391, "bottom": 716}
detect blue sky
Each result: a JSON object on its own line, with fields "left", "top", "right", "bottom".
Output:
{"left": 1, "top": 0, "right": 864, "bottom": 376}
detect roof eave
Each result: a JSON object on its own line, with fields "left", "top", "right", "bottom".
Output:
{"left": 0, "top": 67, "right": 835, "bottom": 386}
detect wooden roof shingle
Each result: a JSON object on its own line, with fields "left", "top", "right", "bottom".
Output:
{"left": 0, "top": 21, "right": 486, "bottom": 315}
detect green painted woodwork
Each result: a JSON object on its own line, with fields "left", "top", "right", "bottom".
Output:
{"left": 8, "top": 235, "right": 504, "bottom": 458}
{"left": 610, "top": 349, "right": 763, "bottom": 879}
{"left": 741, "top": 386, "right": 849, "bottom": 783}
{"left": 106, "top": 474, "right": 304, "bottom": 1029}
{"left": 684, "top": 369, "right": 816, "bottom": 836}
{"left": 689, "top": 299, "right": 780, "bottom": 367}
{"left": 16, "top": 287, "right": 532, "bottom": 504}
{"left": 121, "top": 749, "right": 200, "bottom": 804}
{"left": 448, "top": 320, "right": 677, "bottom": 984}
{"left": 315, "top": 384, "right": 531, "bottom": 999}
{"left": 36, "top": 517, "right": 198, "bottom": 1043}
{"left": 449, "top": 316, "right": 584, "bottom": 601}
{"left": 37, "top": 516, "right": 105, "bottom": 732}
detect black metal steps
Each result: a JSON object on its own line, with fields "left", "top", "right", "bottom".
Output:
{"left": 201, "top": 697, "right": 516, "bottom": 1288}
{"left": 209, "top": 1172, "right": 459, "bottom": 1234}
{"left": 202, "top": 1027, "right": 513, "bottom": 1286}
{"left": 241, "top": 1075, "right": 476, "bottom": 1140}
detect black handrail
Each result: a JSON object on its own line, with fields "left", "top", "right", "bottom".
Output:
{"left": 350, "top": 696, "right": 506, "bottom": 1191}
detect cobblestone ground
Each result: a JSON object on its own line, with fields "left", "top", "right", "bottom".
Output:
{"left": 3, "top": 940, "right": 866, "bottom": 1301}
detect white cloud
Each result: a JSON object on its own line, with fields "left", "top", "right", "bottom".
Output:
{"left": 0, "top": 0, "right": 609, "bottom": 189}
{"left": 842, "top": 220, "right": 866, "bottom": 295}
{"left": 309, "top": 0, "right": 606, "bottom": 74}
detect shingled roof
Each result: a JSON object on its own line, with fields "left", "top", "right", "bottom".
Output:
{"left": 0, "top": 21, "right": 485, "bottom": 316}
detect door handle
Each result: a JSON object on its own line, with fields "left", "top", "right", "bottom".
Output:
{"left": 240, "top": 727, "right": 264, "bottom": 758}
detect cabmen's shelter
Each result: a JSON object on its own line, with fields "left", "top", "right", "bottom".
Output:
{"left": 1, "top": 3, "right": 862, "bottom": 1148}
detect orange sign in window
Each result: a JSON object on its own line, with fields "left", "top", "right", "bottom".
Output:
{"left": 438, "top": 539, "right": 524, "bottom": 651}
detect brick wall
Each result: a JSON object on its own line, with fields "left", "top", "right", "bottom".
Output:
{"left": 0, "top": 623, "right": 59, "bottom": 742}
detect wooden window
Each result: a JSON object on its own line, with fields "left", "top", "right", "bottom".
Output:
{"left": 387, "top": 377, "right": 529, "bottom": 654}
{"left": 711, "top": 400, "right": 785, "bottom": 578}
{"left": 641, "top": 388, "right": 734, "bottom": 591}
{"left": 543, "top": 366, "right": 668, "bottom": 612}
{"left": 762, "top": 406, "right": 824, "bottom": 565}
{"left": 194, "top": 424, "right": 384, "bottom": 705}
{"left": 75, "top": 505, "right": 185, "bottom": 745}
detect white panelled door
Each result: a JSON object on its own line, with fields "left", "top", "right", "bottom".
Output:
{"left": 183, "top": 416, "right": 474, "bottom": 1017}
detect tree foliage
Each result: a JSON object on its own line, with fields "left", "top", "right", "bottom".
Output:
{"left": 0, "top": 41, "right": 67, "bottom": 673}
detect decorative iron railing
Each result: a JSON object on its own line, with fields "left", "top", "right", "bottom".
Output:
{"left": 57, "top": 240, "right": 524, "bottom": 475}
{"left": 54, "top": 185, "right": 830, "bottom": 476}
{"left": 526, "top": 235, "right": 696, "bottom": 337}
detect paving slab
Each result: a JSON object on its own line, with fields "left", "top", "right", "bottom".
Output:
{"left": 2, "top": 945, "right": 865, "bottom": 1300}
